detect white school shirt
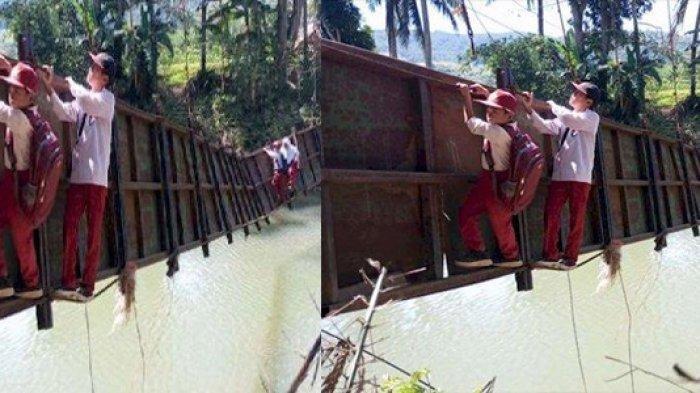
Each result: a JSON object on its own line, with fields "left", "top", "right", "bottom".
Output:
{"left": 529, "top": 102, "right": 600, "bottom": 184}
{"left": 264, "top": 148, "right": 285, "bottom": 170}
{"left": 0, "top": 102, "right": 34, "bottom": 171}
{"left": 51, "top": 79, "right": 115, "bottom": 187}
{"left": 466, "top": 117, "right": 512, "bottom": 171}
{"left": 281, "top": 143, "right": 299, "bottom": 165}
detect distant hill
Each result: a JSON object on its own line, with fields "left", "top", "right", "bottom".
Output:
{"left": 371, "top": 30, "right": 515, "bottom": 82}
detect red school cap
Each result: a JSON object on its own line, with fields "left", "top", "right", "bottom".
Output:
{"left": 474, "top": 89, "right": 518, "bottom": 114}
{"left": 0, "top": 62, "right": 39, "bottom": 94}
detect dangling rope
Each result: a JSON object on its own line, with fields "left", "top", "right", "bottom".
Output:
{"left": 619, "top": 271, "right": 635, "bottom": 393}
{"left": 84, "top": 304, "right": 96, "bottom": 393}
{"left": 566, "top": 271, "right": 588, "bottom": 393}
{"left": 134, "top": 303, "right": 147, "bottom": 392}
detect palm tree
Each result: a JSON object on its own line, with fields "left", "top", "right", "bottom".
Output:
{"left": 417, "top": 0, "right": 456, "bottom": 68}
{"left": 367, "top": 0, "right": 399, "bottom": 57}
{"left": 670, "top": 0, "right": 700, "bottom": 98}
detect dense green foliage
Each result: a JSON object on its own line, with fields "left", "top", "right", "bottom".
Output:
{"left": 0, "top": 0, "right": 316, "bottom": 149}
{"left": 319, "top": 0, "right": 375, "bottom": 50}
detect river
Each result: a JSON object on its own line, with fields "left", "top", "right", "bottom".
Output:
{"left": 325, "top": 229, "right": 700, "bottom": 392}
{"left": 0, "top": 193, "right": 320, "bottom": 393}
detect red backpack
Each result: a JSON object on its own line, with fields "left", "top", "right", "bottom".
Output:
{"left": 484, "top": 123, "right": 544, "bottom": 214}
{"left": 5, "top": 107, "right": 63, "bottom": 228}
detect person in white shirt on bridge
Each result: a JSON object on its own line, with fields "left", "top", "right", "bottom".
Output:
{"left": 522, "top": 82, "right": 601, "bottom": 270}
{"left": 41, "top": 52, "right": 116, "bottom": 301}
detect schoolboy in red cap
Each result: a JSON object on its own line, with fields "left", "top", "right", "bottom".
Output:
{"left": 0, "top": 57, "right": 43, "bottom": 299}
{"left": 522, "top": 82, "right": 601, "bottom": 270}
{"left": 454, "top": 83, "right": 522, "bottom": 269}
{"left": 41, "top": 52, "right": 116, "bottom": 301}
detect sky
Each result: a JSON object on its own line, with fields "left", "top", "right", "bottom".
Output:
{"left": 356, "top": 0, "right": 700, "bottom": 37}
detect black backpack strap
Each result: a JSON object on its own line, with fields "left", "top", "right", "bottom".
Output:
{"left": 4, "top": 130, "right": 20, "bottom": 203}
{"left": 558, "top": 127, "right": 571, "bottom": 152}
{"left": 76, "top": 112, "right": 88, "bottom": 146}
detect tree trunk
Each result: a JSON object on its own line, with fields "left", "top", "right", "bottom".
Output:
{"left": 289, "top": 0, "right": 303, "bottom": 46}
{"left": 277, "top": 0, "right": 289, "bottom": 82}
{"left": 569, "top": 0, "right": 586, "bottom": 52}
{"left": 631, "top": 0, "right": 645, "bottom": 113}
{"left": 691, "top": 1, "right": 699, "bottom": 98}
{"left": 303, "top": 0, "right": 308, "bottom": 57}
{"left": 538, "top": 0, "right": 544, "bottom": 36}
{"left": 200, "top": 0, "right": 207, "bottom": 75}
{"left": 387, "top": 0, "right": 397, "bottom": 58}
{"left": 420, "top": 0, "right": 432, "bottom": 68}
{"left": 147, "top": 0, "right": 158, "bottom": 85}
{"left": 599, "top": 0, "right": 612, "bottom": 55}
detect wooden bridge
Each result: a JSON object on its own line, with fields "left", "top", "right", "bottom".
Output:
{"left": 320, "top": 39, "right": 700, "bottom": 314}
{"left": 0, "top": 72, "right": 322, "bottom": 329}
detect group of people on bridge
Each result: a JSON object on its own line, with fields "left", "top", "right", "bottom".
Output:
{"left": 454, "top": 80, "right": 601, "bottom": 271}
{"left": 0, "top": 51, "right": 116, "bottom": 302}
{"left": 264, "top": 136, "right": 301, "bottom": 204}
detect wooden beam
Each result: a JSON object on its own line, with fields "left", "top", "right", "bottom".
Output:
{"left": 419, "top": 79, "right": 445, "bottom": 280}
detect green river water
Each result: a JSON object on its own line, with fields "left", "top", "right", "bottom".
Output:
{"left": 326, "top": 230, "right": 700, "bottom": 392}
{"left": 0, "top": 193, "right": 320, "bottom": 393}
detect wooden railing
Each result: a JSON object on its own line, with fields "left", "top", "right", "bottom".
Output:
{"left": 0, "top": 82, "right": 322, "bottom": 329}
{"left": 320, "top": 39, "right": 699, "bottom": 313}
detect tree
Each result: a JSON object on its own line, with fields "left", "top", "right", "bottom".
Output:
{"left": 417, "top": 0, "right": 456, "bottom": 69}
{"left": 319, "top": 0, "right": 375, "bottom": 50}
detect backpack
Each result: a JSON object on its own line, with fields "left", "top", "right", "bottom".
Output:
{"left": 483, "top": 123, "right": 544, "bottom": 214}
{"left": 5, "top": 107, "right": 63, "bottom": 228}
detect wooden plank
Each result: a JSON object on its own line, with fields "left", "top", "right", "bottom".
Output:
{"left": 322, "top": 185, "right": 340, "bottom": 306}
{"left": 323, "top": 168, "right": 478, "bottom": 185}
{"left": 156, "top": 117, "right": 179, "bottom": 274}
{"left": 205, "top": 144, "right": 233, "bottom": 241}
{"left": 611, "top": 129, "right": 631, "bottom": 237}
{"left": 187, "top": 129, "right": 210, "bottom": 256}
{"left": 419, "top": 79, "right": 444, "bottom": 280}
{"left": 230, "top": 152, "right": 263, "bottom": 230}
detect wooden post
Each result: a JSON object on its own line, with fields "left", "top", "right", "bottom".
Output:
{"left": 677, "top": 143, "right": 699, "bottom": 236}
{"left": 222, "top": 149, "right": 253, "bottom": 235}
{"left": 155, "top": 117, "right": 179, "bottom": 276}
{"left": 240, "top": 153, "right": 271, "bottom": 225}
{"left": 18, "top": 34, "right": 52, "bottom": 329}
{"left": 231, "top": 152, "right": 263, "bottom": 231}
{"left": 418, "top": 80, "right": 444, "bottom": 280}
{"left": 593, "top": 131, "right": 614, "bottom": 245}
{"left": 645, "top": 135, "right": 667, "bottom": 250}
{"left": 206, "top": 144, "right": 234, "bottom": 244}
{"left": 321, "top": 185, "right": 339, "bottom": 308}
{"left": 218, "top": 148, "right": 248, "bottom": 235}
{"left": 250, "top": 154, "right": 277, "bottom": 215}
{"left": 188, "top": 129, "right": 210, "bottom": 257}
{"left": 292, "top": 130, "right": 308, "bottom": 196}
{"left": 497, "top": 68, "right": 533, "bottom": 291}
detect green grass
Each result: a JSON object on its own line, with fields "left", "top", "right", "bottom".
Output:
{"left": 158, "top": 31, "right": 227, "bottom": 87}
{"left": 646, "top": 64, "right": 692, "bottom": 109}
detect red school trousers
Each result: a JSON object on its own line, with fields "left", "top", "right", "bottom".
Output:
{"left": 0, "top": 169, "right": 39, "bottom": 287}
{"left": 458, "top": 170, "right": 519, "bottom": 260}
{"left": 542, "top": 180, "right": 592, "bottom": 262}
{"left": 271, "top": 161, "right": 299, "bottom": 200}
{"left": 62, "top": 183, "right": 108, "bottom": 293}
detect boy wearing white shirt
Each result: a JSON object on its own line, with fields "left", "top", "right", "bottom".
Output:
{"left": 0, "top": 59, "right": 44, "bottom": 299}
{"left": 454, "top": 83, "right": 522, "bottom": 269}
{"left": 41, "top": 52, "right": 116, "bottom": 301}
{"left": 522, "top": 82, "right": 601, "bottom": 270}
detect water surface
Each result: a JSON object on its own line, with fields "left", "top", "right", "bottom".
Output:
{"left": 326, "top": 230, "right": 700, "bottom": 392}
{"left": 0, "top": 193, "right": 320, "bottom": 393}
